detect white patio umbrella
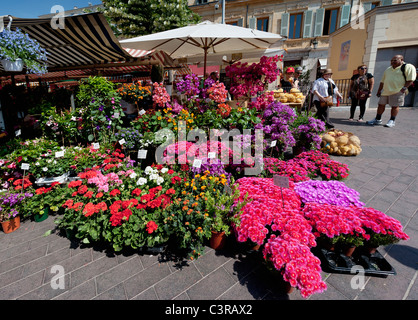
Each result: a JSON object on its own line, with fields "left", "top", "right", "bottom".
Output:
{"left": 120, "top": 20, "right": 283, "bottom": 78}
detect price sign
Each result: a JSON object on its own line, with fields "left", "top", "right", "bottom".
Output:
{"left": 21, "top": 163, "right": 30, "bottom": 170}
{"left": 137, "top": 150, "right": 148, "bottom": 159}
{"left": 139, "top": 109, "right": 146, "bottom": 115}
{"left": 114, "top": 112, "right": 120, "bottom": 118}
{"left": 55, "top": 151, "right": 64, "bottom": 158}
{"left": 92, "top": 143, "right": 100, "bottom": 150}
{"left": 15, "top": 129, "right": 21, "bottom": 136}
{"left": 119, "top": 139, "right": 126, "bottom": 145}
{"left": 270, "top": 140, "right": 277, "bottom": 147}
{"left": 208, "top": 152, "right": 216, "bottom": 159}
{"left": 224, "top": 185, "right": 233, "bottom": 195}
{"left": 273, "top": 175, "right": 289, "bottom": 188}
{"left": 193, "top": 159, "right": 202, "bottom": 168}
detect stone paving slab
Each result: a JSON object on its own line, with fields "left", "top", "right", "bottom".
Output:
{"left": 0, "top": 107, "right": 417, "bottom": 303}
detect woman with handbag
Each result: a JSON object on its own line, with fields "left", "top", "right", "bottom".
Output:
{"left": 312, "top": 69, "right": 343, "bottom": 129}
{"left": 348, "top": 65, "right": 374, "bottom": 122}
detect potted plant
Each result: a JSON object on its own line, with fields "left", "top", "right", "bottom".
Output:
{"left": 0, "top": 27, "right": 47, "bottom": 74}
{"left": 291, "top": 112, "right": 326, "bottom": 156}
{"left": 0, "top": 191, "right": 33, "bottom": 233}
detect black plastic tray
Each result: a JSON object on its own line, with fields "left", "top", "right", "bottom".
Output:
{"left": 313, "top": 247, "right": 396, "bottom": 278}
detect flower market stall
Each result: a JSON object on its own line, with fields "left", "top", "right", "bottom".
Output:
{"left": 0, "top": 21, "right": 410, "bottom": 299}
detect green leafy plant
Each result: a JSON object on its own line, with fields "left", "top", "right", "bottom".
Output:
{"left": 76, "top": 76, "right": 125, "bottom": 144}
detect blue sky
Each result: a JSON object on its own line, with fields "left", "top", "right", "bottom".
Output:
{"left": 0, "top": 0, "right": 103, "bottom": 18}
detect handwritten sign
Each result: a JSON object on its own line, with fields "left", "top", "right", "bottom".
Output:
{"left": 208, "top": 152, "right": 216, "bottom": 159}
{"left": 139, "top": 109, "right": 146, "bottom": 115}
{"left": 55, "top": 151, "right": 64, "bottom": 158}
{"left": 92, "top": 143, "right": 100, "bottom": 150}
{"left": 137, "top": 150, "right": 148, "bottom": 159}
{"left": 21, "top": 163, "right": 30, "bottom": 170}
{"left": 273, "top": 175, "right": 289, "bottom": 188}
{"left": 224, "top": 185, "right": 233, "bottom": 195}
{"left": 192, "top": 159, "right": 202, "bottom": 168}
{"left": 270, "top": 140, "right": 277, "bottom": 147}
{"left": 15, "top": 129, "right": 21, "bottom": 136}
{"left": 119, "top": 139, "right": 126, "bottom": 145}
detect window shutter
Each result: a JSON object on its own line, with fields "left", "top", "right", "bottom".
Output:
{"left": 248, "top": 17, "right": 256, "bottom": 29}
{"left": 363, "top": 2, "right": 372, "bottom": 13}
{"left": 303, "top": 10, "right": 313, "bottom": 38}
{"left": 339, "top": 5, "right": 351, "bottom": 27}
{"left": 313, "top": 8, "right": 325, "bottom": 37}
{"left": 280, "top": 12, "right": 289, "bottom": 37}
{"left": 381, "top": 0, "right": 393, "bottom": 6}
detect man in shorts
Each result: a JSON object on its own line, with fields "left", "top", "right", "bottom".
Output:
{"left": 366, "top": 55, "right": 416, "bottom": 127}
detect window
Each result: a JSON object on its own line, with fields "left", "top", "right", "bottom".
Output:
{"left": 227, "top": 21, "right": 238, "bottom": 26}
{"left": 323, "top": 8, "right": 339, "bottom": 35}
{"left": 257, "top": 17, "right": 269, "bottom": 32}
{"left": 289, "top": 13, "right": 303, "bottom": 39}
{"left": 371, "top": 2, "right": 380, "bottom": 10}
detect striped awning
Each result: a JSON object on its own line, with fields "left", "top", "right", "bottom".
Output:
{"left": 0, "top": 13, "right": 175, "bottom": 81}
{"left": 0, "top": 13, "right": 191, "bottom": 84}
{"left": 0, "top": 13, "right": 137, "bottom": 72}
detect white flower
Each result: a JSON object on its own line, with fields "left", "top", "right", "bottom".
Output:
{"left": 156, "top": 177, "right": 164, "bottom": 185}
{"left": 144, "top": 166, "right": 153, "bottom": 174}
{"left": 129, "top": 172, "right": 137, "bottom": 179}
{"left": 161, "top": 168, "right": 168, "bottom": 174}
{"left": 136, "top": 177, "right": 147, "bottom": 186}
{"left": 42, "top": 167, "right": 48, "bottom": 172}
{"left": 71, "top": 116, "right": 76, "bottom": 121}
{"left": 149, "top": 173, "right": 159, "bottom": 181}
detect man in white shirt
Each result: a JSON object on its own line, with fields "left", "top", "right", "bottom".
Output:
{"left": 366, "top": 55, "right": 416, "bottom": 128}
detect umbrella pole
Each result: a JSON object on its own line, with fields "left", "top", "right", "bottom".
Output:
{"left": 203, "top": 48, "right": 208, "bottom": 80}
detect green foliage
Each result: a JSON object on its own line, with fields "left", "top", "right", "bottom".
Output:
{"left": 76, "top": 76, "right": 125, "bottom": 144}
{"left": 100, "top": 0, "right": 201, "bottom": 37}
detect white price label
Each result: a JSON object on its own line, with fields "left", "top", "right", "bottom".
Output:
{"left": 114, "top": 112, "right": 120, "bottom": 118}
{"left": 137, "top": 150, "right": 148, "bottom": 159}
{"left": 193, "top": 159, "right": 202, "bottom": 168}
{"left": 55, "top": 151, "right": 64, "bottom": 158}
{"left": 92, "top": 143, "right": 100, "bottom": 149}
{"left": 208, "top": 152, "right": 216, "bottom": 159}
{"left": 119, "top": 139, "right": 126, "bottom": 145}
{"left": 139, "top": 109, "right": 146, "bottom": 115}
{"left": 270, "top": 140, "right": 277, "bottom": 147}
{"left": 21, "top": 163, "right": 30, "bottom": 170}
{"left": 15, "top": 129, "right": 21, "bottom": 136}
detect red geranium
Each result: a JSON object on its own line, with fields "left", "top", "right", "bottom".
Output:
{"left": 146, "top": 221, "right": 158, "bottom": 234}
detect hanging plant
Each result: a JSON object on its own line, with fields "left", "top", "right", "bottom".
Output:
{"left": 0, "top": 27, "right": 48, "bottom": 74}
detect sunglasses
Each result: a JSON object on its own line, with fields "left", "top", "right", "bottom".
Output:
{"left": 359, "top": 67, "right": 367, "bottom": 70}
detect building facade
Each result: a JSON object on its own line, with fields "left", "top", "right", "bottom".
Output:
{"left": 187, "top": 0, "right": 411, "bottom": 82}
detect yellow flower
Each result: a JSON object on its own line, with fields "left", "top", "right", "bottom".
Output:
{"left": 157, "top": 116, "right": 162, "bottom": 121}
{"left": 201, "top": 186, "right": 206, "bottom": 190}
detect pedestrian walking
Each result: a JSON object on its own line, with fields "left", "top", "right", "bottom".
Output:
{"left": 349, "top": 65, "right": 374, "bottom": 122}
{"left": 312, "top": 68, "right": 343, "bottom": 129}
{"left": 366, "top": 55, "right": 417, "bottom": 127}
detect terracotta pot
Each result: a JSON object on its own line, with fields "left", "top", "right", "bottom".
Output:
{"left": 209, "top": 231, "right": 226, "bottom": 250}
{"left": 365, "top": 246, "right": 378, "bottom": 255}
{"left": 342, "top": 245, "right": 356, "bottom": 257}
{"left": 1, "top": 216, "right": 21, "bottom": 234}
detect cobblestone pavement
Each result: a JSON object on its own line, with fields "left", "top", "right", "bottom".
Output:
{"left": 0, "top": 107, "right": 417, "bottom": 302}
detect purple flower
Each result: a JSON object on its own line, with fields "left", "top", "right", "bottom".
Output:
{"left": 295, "top": 180, "right": 364, "bottom": 207}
